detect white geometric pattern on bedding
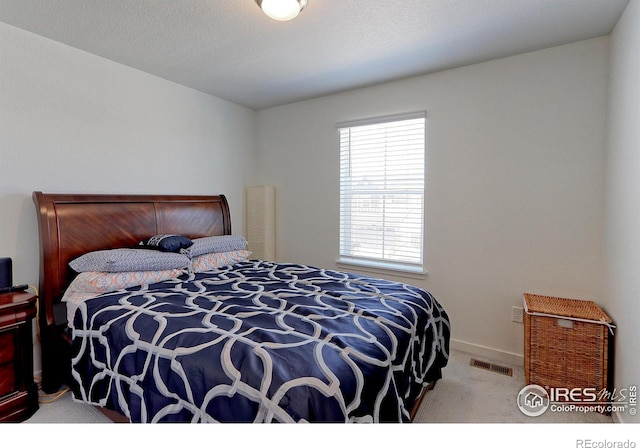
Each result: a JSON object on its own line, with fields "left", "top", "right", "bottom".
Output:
{"left": 70, "top": 260, "right": 451, "bottom": 423}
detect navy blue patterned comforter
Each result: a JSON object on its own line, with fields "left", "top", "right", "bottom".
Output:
{"left": 71, "top": 261, "right": 450, "bottom": 422}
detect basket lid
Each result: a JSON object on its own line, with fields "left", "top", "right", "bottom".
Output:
{"left": 523, "top": 293, "right": 612, "bottom": 323}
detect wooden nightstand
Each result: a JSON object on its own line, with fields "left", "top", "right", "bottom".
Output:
{"left": 0, "top": 291, "right": 39, "bottom": 422}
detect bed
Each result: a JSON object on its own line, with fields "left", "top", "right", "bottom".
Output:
{"left": 33, "top": 191, "right": 450, "bottom": 423}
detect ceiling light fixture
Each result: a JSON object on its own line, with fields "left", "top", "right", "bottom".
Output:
{"left": 256, "top": 0, "right": 308, "bottom": 21}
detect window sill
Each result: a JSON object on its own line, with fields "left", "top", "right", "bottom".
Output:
{"left": 336, "top": 258, "right": 427, "bottom": 280}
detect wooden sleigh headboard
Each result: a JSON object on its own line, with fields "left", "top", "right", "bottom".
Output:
{"left": 32, "top": 191, "right": 231, "bottom": 392}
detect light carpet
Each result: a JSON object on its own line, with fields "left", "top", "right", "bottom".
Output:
{"left": 413, "top": 350, "right": 613, "bottom": 423}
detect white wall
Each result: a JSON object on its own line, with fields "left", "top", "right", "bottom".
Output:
{"left": 0, "top": 23, "right": 258, "bottom": 371}
{"left": 0, "top": 22, "right": 257, "bottom": 281}
{"left": 256, "top": 37, "right": 609, "bottom": 363}
{"left": 604, "top": 0, "right": 640, "bottom": 424}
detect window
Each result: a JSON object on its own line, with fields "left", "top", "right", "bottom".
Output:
{"left": 338, "top": 112, "right": 426, "bottom": 275}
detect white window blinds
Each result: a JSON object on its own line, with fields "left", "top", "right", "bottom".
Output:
{"left": 338, "top": 112, "right": 426, "bottom": 273}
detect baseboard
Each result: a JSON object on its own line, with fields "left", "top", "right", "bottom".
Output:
{"left": 450, "top": 339, "right": 524, "bottom": 367}
{"left": 611, "top": 410, "right": 625, "bottom": 424}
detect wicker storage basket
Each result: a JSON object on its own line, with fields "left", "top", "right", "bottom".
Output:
{"left": 523, "top": 293, "right": 614, "bottom": 402}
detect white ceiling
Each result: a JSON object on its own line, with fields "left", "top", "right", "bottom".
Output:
{"left": 0, "top": 0, "right": 630, "bottom": 110}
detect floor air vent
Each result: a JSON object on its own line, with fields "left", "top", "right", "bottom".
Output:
{"left": 470, "top": 358, "right": 513, "bottom": 377}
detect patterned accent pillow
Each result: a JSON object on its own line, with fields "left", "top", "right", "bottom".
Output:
{"left": 65, "top": 269, "right": 185, "bottom": 295}
{"left": 190, "top": 250, "right": 252, "bottom": 273}
{"left": 61, "top": 269, "right": 186, "bottom": 326}
{"left": 138, "top": 234, "right": 193, "bottom": 252}
{"left": 183, "top": 235, "right": 248, "bottom": 258}
{"left": 69, "top": 249, "right": 190, "bottom": 273}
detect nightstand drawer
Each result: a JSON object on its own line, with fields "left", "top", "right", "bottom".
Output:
{"left": 0, "top": 362, "right": 16, "bottom": 397}
{"left": 0, "top": 331, "right": 15, "bottom": 364}
{"left": 0, "top": 291, "right": 38, "bottom": 421}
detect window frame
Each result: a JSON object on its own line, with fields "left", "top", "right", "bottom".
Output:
{"left": 336, "top": 111, "right": 427, "bottom": 278}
